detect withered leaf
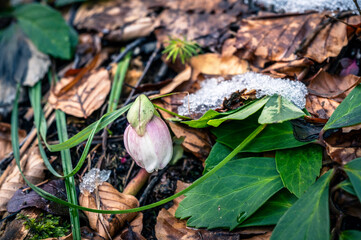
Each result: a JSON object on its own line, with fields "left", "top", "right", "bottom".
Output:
{"left": 114, "top": 213, "right": 145, "bottom": 240}
{"left": 48, "top": 68, "right": 111, "bottom": 118}
{"left": 156, "top": 181, "right": 273, "bottom": 240}
{"left": 79, "top": 182, "right": 139, "bottom": 239}
{"left": 74, "top": 0, "right": 154, "bottom": 42}
{"left": 0, "top": 147, "right": 46, "bottom": 211}
{"left": 235, "top": 12, "right": 361, "bottom": 65}
{"left": 0, "top": 122, "right": 26, "bottom": 160}
{"left": 306, "top": 95, "right": 339, "bottom": 119}
{"left": 325, "top": 129, "right": 361, "bottom": 165}
{"left": 7, "top": 179, "right": 68, "bottom": 215}
{"left": 307, "top": 70, "right": 361, "bottom": 101}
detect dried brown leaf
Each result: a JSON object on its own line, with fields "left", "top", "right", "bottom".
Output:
{"left": 325, "top": 129, "right": 361, "bottom": 165}
{"left": 160, "top": 66, "right": 191, "bottom": 95}
{"left": 0, "top": 122, "right": 26, "bottom": 160}
{"left": 74, "top": 0, "right": 154, "bottom": 42}
{"left": 307, "top": 70, "right": 361, "bottom": 101}
{"left": 155, "top": 181, "right": 273, "bottom": 240}
{"left": 235, "top": 13, "right": 361, "bottom": 65}
{"left": 48, "top": 68, "right": 111, "bottom": 118}
{"left": 305, "top": 95, "right": 339, "bottom": 119}
{"left": 114, "top": 213, "right": 145, "bottom": 240}
{"left": 79, "top": 182, "right": 139, "bottom": 239}
{"left": 0, "top": 148, "right": 46, "bottom": 211}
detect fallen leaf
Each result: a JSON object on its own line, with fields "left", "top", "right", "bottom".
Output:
{"left": 155, "top": 181, "right": 273, "bottom": 239}
{"left": 235, "top": 12, "right": 361, "bottom": 66}
{"left": 305, "top": 95, "right": 339, "bottom": 119}
{"left": 7, "top": 179, "right": 68, "bottom": 215}
{"left": 307, "top": 70, "right": 361, "bottom": 101}
{"left": 114, "top": 213, "right": 146, "bottom": 240}
{"left": 0, "top": 147, "right": 46, "bottom": 211}
{"left": 0, "top": 122, "right": 26, "bottom": 160}
{"left": 74, "top": 0, "right": 154, "bottom": 42}
{"left": 261, "top": 58, "right": 313, "bottom": 79}
{"left": 189, "top": 53, "right": 249, "bottom": 80}
{"left": 48, "top": 68, "right": 111, "bottom": 118}
{"left": 79, "top": 182, "right": 139, "bottom": 239}
{"left": 324, "top": 129, "right": 361, "bottom": 164}
{"left": 160, "top": 66, "right": 191, "bottom": 94}
{"left": 0, "top": 24, "right": 50, "bottom": 114}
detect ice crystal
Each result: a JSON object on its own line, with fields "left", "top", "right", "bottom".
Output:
{"left": 177, "top": 72, "right": 308, "bottom": 116}
{"left": 79, "top": 168, "right": 111, "bottom": 194}
{"left": 255, "top": 0, "right": 360, "bottom": 13}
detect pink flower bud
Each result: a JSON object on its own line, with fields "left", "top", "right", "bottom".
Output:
{"left": 124, "top": 116, "right": 173, "bottom": 173}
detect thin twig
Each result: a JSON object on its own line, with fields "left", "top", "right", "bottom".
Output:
{"left": 139, "top": 166, "right": 169, "bottom": 205}
{"left": 353, "top": 0, "right": 361, "bottom": 15}
{"left": 106, "top": 37, "right": 146, "bottom": 71}
{"left": 123, "top": 47, "right": 161, "bottom": 106}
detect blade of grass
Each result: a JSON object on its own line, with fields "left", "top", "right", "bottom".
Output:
{"left": 55, "top": 109, "right": 81, "bottom": 240}
{"left": 107, "top": 50, "right": 131, "bottom": 113}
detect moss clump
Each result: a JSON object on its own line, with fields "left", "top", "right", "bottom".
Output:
{"left": 17, "top": 212, "right": 70, "bottom": 240}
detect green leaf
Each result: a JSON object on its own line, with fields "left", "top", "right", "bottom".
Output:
{"left": 270, "top": 170, "right": 333, "bottom": 240}
{"left": 340, "top": 230, "right": 361, "bottom": 240}
{"left": 181, "top": 110, "right": 228, "bottom": 128}
{"left": 344, "top": 158, "right": 361, "bottom": 203}
{"left": 258, "top": 95, "right": 305, "bottom": 124}
{"left": 338, "top": 179, "right": 356, "bottom": 196}
{"left": 176, "top": 157, "right": 284, "bottom": 230}
{"left": 324, "top": 84, "right": 361, "bottom": 130}
{"left": 213, "top": 117, "right": 308, "bottom": 152}
{"left": 240, "top": 189, "right": 297, "bottom": 227}
{"left": 276, "top": 145, "right": 322, "bottom": 197}
{"left": 207, "top": 97, "right": 269, "bottom": 127}
{"left": 55, "top": 0, "right": 85, "bottom": 7}
{"left": 14, "top": 3, "right": 73, "bottom": 59}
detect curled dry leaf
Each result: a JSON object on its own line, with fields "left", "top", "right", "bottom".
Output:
{"left": 0, "top": 147, "right": 46, "bottom": 211}
{"left": 79, "top": 182, "right": 139, "bottom": 239}
{"left": 0, "top": 122, "right": 26, "bottom": 160}
{"left": 48, "top": 68, "right": 111, "bottom": 118}
{"left": 235, "top": 12, "right": 361, "bottom": 66}
{"left": 156, "top": 181, "right": 273, "bottom": 240}
{"left": 114, "top": 213, "right": 145, "bottom": 240}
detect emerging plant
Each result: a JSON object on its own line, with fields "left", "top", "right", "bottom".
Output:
{"left": 17, "top": 213, "right": 70, "bottom": 240}
{"left": 162, "top": 36, "right": 201, "bottom": 64}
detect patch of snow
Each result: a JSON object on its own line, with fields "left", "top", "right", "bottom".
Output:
{"left": 79, "top": 168, "right": 111, "bottom": 194}
{"left": 255, "top": 0, "right": 360, "bottom": 13}
{"left": 177, "top": 72, "right": 308, "bottom": 116}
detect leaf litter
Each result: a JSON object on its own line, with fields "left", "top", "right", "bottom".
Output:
{"left": 2, "top": 0, "right": 361, "bottom": 239}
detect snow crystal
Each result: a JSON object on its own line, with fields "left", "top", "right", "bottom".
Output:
{"left": 177, "top": 72, "right": 308, "bottom": 116}
{"left": 255, "top": 0, "right": 361, "bottom": 13}
{"left": 79, "top": 168, "right": 111, "bottom": 194}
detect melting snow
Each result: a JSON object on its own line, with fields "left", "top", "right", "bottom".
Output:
{"left": 79, "top": 168, "right": 111, "bottom": 194}
{"left": 177, "top": 72, "right": 308, "bottom": 116}
{"left": 255, "top": 0, "right": 360, "bottom": 13}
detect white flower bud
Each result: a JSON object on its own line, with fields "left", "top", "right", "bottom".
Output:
{"left": 124, "top": 116, "right": 173, "bottom": 173}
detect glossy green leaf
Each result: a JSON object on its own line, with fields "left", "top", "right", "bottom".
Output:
{"left": 240, "top": 189, "right": 297, "bottom": 227}
{"left": 344, "top": 158, "right": 361, "bottom": 203}
{"left": 14, "top": 3, "right": 73, "bottom": 59}
{"left": 213, "top": 117, "right": 308, "bottom": 152}
{"left": 338, "top": 179, "right": 356, "bottom": 196}
{"left": 276, "top": 145, "right": 322, "bottom": 197}
{"left": 271, "top": 170, "right": 333, "bottom": 240}
{"left": 340, "top": 230, "right": 361, "bottom": 240}
{"left": 207, "top": 97, "right": 269, "bottom": 127}
{"left": 324, "top": 84, "right": 361, "bottom": 130}
{"left": 181, "top": 110, "right": 229, "bottom": 128}
{"left": 176, "top": 157, "right": 283, "bottom": 230}
{"left": 258, "top": 95, "right": 305, "bottom": 124}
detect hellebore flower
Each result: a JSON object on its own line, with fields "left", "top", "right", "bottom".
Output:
{"left": 124, "top": 95, "right": 173, "bottom": 173}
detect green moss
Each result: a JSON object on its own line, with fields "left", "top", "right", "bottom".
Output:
{"left": 17, "top": 212, "right": 70, "bottom": 240}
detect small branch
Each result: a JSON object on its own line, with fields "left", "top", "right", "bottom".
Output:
{"left": 139, "top": 166, "right": 169, "bottom": 205}
{"left": 353, "top": 0, "right": 361, "bottom": 15}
